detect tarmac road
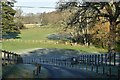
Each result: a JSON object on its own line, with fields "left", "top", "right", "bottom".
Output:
{"left": 40, "top": 64, "right": 104, "bottom": 79}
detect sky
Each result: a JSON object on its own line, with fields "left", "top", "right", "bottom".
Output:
{"left": 14, "top": 0, "right": 59, "bottom": 14}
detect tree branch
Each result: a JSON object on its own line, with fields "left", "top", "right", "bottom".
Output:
{"left": 116, "top": 20, "right": 120, "bottom": 25}
{"left": 98, "top": 13, "right": 109, "bottom": 17}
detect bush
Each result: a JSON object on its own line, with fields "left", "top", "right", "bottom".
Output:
{"left": 47, "top": 33, "right": 72, "bottom": 41}
{"left": 15, "top": 21, "right": 26, "bottom": 29}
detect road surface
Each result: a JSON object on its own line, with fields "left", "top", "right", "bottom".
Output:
{"left": 2, "top": 64, "right": 106, "bottom": 79}
{"left": 39, "top": 64, "right": 104, "bottom": 78}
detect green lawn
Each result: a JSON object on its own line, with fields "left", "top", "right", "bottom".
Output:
{"left": 2, "top": 25, "right": 107, "bottom": 53}
{"left": 19, "top": 27, "right": 57, "bottom": 40}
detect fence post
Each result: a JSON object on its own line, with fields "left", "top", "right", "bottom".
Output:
{"left": 118, "top": 52, "right": 120, "bottom": 66}
{"left": 101, "top": 54, "right": 103, "bottom": 65}
{"left": 10, "top": 53, "right": 12, "bottom": 64}
{"left": 16, "top": 55, "right": 19, "bottom": 64}
{"left": 88, "top": 55, "right": 90, "bottom": 70}
{"left": 86, "top": 55, "right": 89, "bottom": 71}
{"left": 13, "top": 54, "right": 15, "bottom": 64}
{"left": 109, "top": 53, "right": 112, "bottom": 66}
{"left": 83, "top": 55, "right": 84, "bottom": 64}
{"left": 90, "top": 55, "right": 92, "bottom": 65}
{"left": 85, "top": 55, "right": 87, "bottom": 64}
{"left": 102, "top": 54, "right": 105, "bottom": 75}
{"left": 4, "top": 52, "right": 6, "bottom": 65}
{"left": 118, "top": 52, "right": 120, "bottom": 79}
{"left": 79, "top": 55, "right": 81, "bottom": 64}
{"left": 95, "top": 55, "right": 98, "bottom": 73}
{"left": 98, "top": 54, "right": 100, "bottom": 65}
{"left": 18, "top": 55, "right": 23, "bottom": 63}
{"left": 113, "top": 53, "right": 116, "bottom": 66}
{"left": 105, "top": 54, "right": 107, "bottom": 66}
{"left": 81, "top": 55, "right": 83, "bottom": 64}
{"left": 95, "top": 54, "right": 97, "bottom": 65}
{"left": 83, "top": 55, "right": 85, "bottom": 64}
{"left": 6, "top": 52, "right": 9, "bottom": 65}
{"left": 15, "top": 54, "right": 18, "bottom": 64}
{"left": 98, "top": 54, "right": 100, "bottom": 73}
{"left": 37, "top": 64, "right": 41, "bottom": 73}
{"left": 7, "top": 52, "right": 10, "bottom": 64}
{"left": 91, "top": 55, "right": 94, "bottom": 71}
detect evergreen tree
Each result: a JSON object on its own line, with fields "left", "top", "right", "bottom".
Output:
{"left": 2, "top": 1, "right": 20, "bottom": 36}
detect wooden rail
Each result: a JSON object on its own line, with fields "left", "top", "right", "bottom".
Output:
{"left": 78, "top": 53, "right": 120, "bottom": 66}
{"left": 1, "top": 50, "right": 23, "bottom": 66}
{"left": 22, "top": 52, "right": 120, "bottom": 78}
{"left": 77, "top": 52, "right": 120, "bottom": 77}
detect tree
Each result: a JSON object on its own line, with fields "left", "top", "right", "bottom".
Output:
{"left": 57, "top": 0, "right": 120, "bottom": 52}
{"left": 15, "top": 8, "right": 23, "bottom": 19}
{"left": 14, "top": 8, "right": 25, "bottom": 29}
{"left": 2, "top": 0, "right": 20, "bottom": 35}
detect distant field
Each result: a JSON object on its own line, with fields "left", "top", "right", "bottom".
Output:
{"left": 24, "top": 24, "right": 41, "bottom": 28}
{"left": 19, "top": 27, "right": 57, "bottom": 40}
{"left": 2, "top": 25, "right": 107, "bottom": 53}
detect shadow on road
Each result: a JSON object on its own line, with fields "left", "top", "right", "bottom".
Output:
{"left": 21, "top": 48, "right": 81, "bottom": 59}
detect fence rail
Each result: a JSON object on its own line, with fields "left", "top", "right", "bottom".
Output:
{"left": 22, "top": 52, "right": 120, "bottom": 78}
{"left": 2, "top": 49, "right": 119, "bottom": 78}
{"left": 77, "top": 53, "right": 120, "bottom": 77}
{"left": 1, "top": 50, "right": 23, "bottom": 66}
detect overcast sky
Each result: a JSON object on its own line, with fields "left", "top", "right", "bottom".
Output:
{"left": 14, "top": 0, "right": 59, "bottom": 14}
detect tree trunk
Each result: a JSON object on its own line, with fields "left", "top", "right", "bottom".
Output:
{"left": 86, "top": 26, "right": 89, "bottom": 46}
{"left": 108, "top": 22, "right": 117, "bottom": 53}
{"left": 82, "top": 28, "right": 86, "bottom": 45}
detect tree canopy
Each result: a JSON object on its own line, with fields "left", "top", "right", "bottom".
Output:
{"left": 2, "top": 1, "right": 20, "bottom": 36}
{"left": 57, "top": 0, "right": 120, "bottom": 52}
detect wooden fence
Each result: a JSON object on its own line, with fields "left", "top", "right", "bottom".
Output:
{"left": 77, "top": 52, "right": 120, "bottom": 78}
{"left": 1, "top": 50, "right": 23, "bottom": 66}
{"left": 22, "top": 52, "right": 120, "bottom": 78}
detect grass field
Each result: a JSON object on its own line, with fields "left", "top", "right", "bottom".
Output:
{"left": 2, "top": 25, "right": 107, "bottom": 53}
{"left": 19, "top": 27, "right": 57, "bottom": 40}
